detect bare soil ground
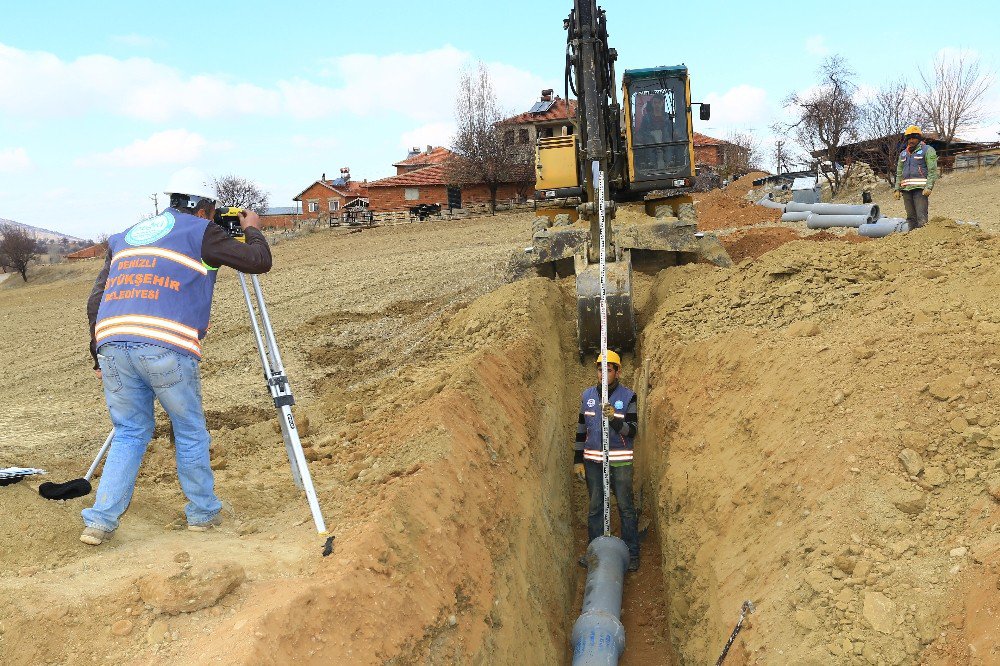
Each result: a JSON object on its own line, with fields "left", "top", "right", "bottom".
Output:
{"left": 2, "top": 170, "right": 999, "bottom": 665}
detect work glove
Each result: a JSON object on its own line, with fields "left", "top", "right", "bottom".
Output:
{"left": 602, "top": 403, "right": 615, "bottom": 419}
{"left": 573, "top": 463, "right": 585, "bottom": 483}
{"left": 922, "top": 188, "right": 932, "bottom": 197}
{"left": 893, "top": 190, "right": 901, "bottom": 200}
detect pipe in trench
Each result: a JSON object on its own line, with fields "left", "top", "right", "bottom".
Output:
{"left": 786, "top": 202, "right": 880, "bottom": 218}
{"left": 806, "top": 212, "right": 875, "bottom": 229}
{"left": 780, "top": 211, "right": 810, "bottom": 222}
{"left": 571, "top": 536, "right": 630, "bottom": 665}
{"left": 858, "top": 217, "right": 911, "bottom": 238}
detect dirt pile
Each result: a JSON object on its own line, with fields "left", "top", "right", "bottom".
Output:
{"left": 694, "top": 171, "right": 780, "bottom": 231}
{"left": 0, "top": 216, "right": 588, "bottom": 664}
{"left": 635, "top": 218, "right": 1000, "bottom": 664}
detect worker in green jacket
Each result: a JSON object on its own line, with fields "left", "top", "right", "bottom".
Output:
{"left": 893, "top": 125, "right": 938, "bottom": 229}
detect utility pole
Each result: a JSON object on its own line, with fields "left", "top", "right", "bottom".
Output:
{"left": 150, "top": 193, "right": 159, "bottom": 215}
{"left": 775, "top": 141, "right": 786, "bottom": 175}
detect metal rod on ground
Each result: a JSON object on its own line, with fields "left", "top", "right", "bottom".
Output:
{"left": 237, "top": 272, "right": 334, "bottom": 557}
{"left": 716, "top": 601, "right": 755, "bottom": 665}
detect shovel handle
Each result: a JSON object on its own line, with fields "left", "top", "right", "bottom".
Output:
{"left": 84, "top": 430, "right": 115, "bottom": 482}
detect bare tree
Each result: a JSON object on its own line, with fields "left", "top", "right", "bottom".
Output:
{"left": 859, "top": 79, "right": 925, "bottom": 185}
{"left": 447, "top": 62, "right": 533, "bottom": 214}
{"left": 212, "top": 175, "right": 270, "bottom": 214}
{"left": 783, "top": 55, "right": 860, "bottom": 195}
{"left": 719, "top": 130, "right": 762, "bottom": 180}
{"left": 0, "top": 223, "right": 43, "bottom": 282}
{"left": 918, "top": 52, "right": 993, "bottom": 150}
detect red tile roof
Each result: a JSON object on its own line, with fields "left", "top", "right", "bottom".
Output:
{"left": 693, "top": 132, "right": 728, "bottom": 147}
{"left": 292, "top": 178, "right": 367, "bottom": 201}
{"left": 506, "top": 97, "right": 577, "bottom": 125}
{"left": 368, "top": 164, "right": 451, "bottom": 188}
{"left": 392, "top": 146, "right": 453, "bottom": 168}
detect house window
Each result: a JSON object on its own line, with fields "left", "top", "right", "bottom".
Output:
{"left": 307, "top": 200, "right": 319, "bottom": 213}
{"left": 518, "top": 128, "right": 530, "bottom": 144}
{"left": 404, "top": 188, "right": 420, "bottom": 200}
{"left": 540, "top": 128, "right": 554, "bottom": 139}
{"left": 329, "top": 200, "right": 340, "bottom": 212}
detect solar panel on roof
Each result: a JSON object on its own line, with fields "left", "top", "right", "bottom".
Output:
{"left": 528, "top": 100, "right": 555, "bottom": 114}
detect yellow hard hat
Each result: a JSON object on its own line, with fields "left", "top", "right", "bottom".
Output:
{"left": 595, "top": 350, "right": 621, "bottom": 367}
{"left": 904, "top": 125, "right": 922, "bottom": 137}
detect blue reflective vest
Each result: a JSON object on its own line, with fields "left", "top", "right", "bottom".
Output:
{"left": 899, "top": 142, "right": 934, "bottom": 190}
{"left": 580, "top": 383, "right": 636, "bottom": 463}
{"left": 95, "top": 209, "right": 218, "bottom": 359}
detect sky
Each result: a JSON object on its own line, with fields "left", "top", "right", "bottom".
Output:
{"left": 1, "top": 0, "right": 998, "bottom": 239}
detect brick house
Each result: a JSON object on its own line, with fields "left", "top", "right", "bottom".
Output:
{"left": 366, "top": 147, "right": 525, "bottom": 213}
{"left": 505, "top": 90, "right": 577, "bottom": 146}
{"left": 693, "top": 132, "right": 746, "bottom": 170}
{"left": 293, "top": 169, "right": 369, "bottom": 218}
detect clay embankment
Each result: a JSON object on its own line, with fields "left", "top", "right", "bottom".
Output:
{"left": 636, "top": 221, "right": 1000, "bottom": 664}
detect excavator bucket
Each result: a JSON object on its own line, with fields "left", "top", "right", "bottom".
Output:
{"left": 576, "top": 256, "right": 636, "bottom": 355}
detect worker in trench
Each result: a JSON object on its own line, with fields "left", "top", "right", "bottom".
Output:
{"left": 79, "top": 172, "right": 271, "bottom": 546}
{"left": 893, "top": 125, "right": 938, "bottom": 229}
{"left": 573, "top": 351, "right": 641, "bottom": 571}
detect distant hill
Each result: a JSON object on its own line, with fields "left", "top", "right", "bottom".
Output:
{"left": 0, "top": 218, "right": 86, "bottom": 243}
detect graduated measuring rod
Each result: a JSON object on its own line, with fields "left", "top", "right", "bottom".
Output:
{"left": 592, "top": 160, "right": 612, "bottom": 537}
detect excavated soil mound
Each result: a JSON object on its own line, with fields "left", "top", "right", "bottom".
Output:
{"left": 695, "top": 171, "right": 780, "bottom": 232}
{"left": 636, "top": 218, "right": 1000, "bottom": 664}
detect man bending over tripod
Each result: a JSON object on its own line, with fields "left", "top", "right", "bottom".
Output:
{"left": 81, "top": 172, "right": 271, "bottom": 545}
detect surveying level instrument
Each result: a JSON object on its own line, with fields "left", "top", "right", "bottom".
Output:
{"left": 217, "top": 207, "right": 334, "bottom": 557}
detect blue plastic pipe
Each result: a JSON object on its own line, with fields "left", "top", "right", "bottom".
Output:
{"left": 571, "top": 536, "right": 630, "bottom": 665}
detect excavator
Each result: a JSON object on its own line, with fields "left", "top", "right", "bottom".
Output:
{"left": 530, "top": 0, "right": 732, "bottom": 355}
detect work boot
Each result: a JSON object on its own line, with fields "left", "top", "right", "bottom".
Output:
{"left": 80, "top": 526, "right": 114, "bottom": 546}
{"left": 187, "top": 514, "right": 223, "bottom": 532}
{"left": 628, "top": 555, "right": 640, "bottom": 572}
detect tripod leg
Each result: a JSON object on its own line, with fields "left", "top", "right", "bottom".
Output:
{"left": 277, "top": 403, "right": 327, "bottom": 534}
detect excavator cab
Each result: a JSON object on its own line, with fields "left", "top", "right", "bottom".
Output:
{"left": 623, "top": 67, "right": 696, "bottom": 190}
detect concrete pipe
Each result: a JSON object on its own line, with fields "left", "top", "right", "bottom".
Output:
{"left": 805, "top": 213, "right": 874, "bottom": 229}
{"left": 858, "top": 218, "right": 911, "bottom": 238}
{"left": 780, "top": 211, "right": 810, "bottom": 222}
{"left": 786, "top": 202, "right": 880, "bottom": 218}
{"left": 571, "top": 536, "right": 630, "bottom": 665}
{"left": 755, "top": 195, "right": 786, "bottom": 211}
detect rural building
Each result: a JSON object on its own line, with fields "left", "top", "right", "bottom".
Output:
{"left": 366, "top": 147, "right": 527, "bottom": 213}
{"left": 811, "top": 132, "right": 990, "bottom": 176}
{"left": 66, "top": 244, "right": 106, "bottom": 260}
{"left": 261, "top": 206, "right": 301, "bottom": 230}
{"left": 293, "top": 169, "right": 369, "bottom": 219}
{"left": 692, "top": 132, "right": 745, "bottom": 169}
{"left": 505, "top": 90, "right": 577, "bottom": 145}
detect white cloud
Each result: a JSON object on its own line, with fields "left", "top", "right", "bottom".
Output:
{"left": 0, "top": 42, "right": 546, "bottom": 123}
{"left": 0, "top": 147, "right": 32, "bottom": 172}
{"left": 805, "top": 35, "right": 829, "bottom": 57}
{"left": 0, "top": 42, "right": 281, "bottom": 122}
{"left": 701, "top": 85, "right": 772, "bottom": 130}
{"left": 75, "top": 129, "right": 211, "bottom": 167}
{"left": 399, "top": 122, "right": 456, "bottom": 150}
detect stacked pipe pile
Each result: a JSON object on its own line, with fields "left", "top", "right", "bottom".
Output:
{"left": 756, "top": 195, "right": 910, "bottom": 238}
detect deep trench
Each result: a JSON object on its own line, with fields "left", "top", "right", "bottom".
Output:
{"left": 541, "top": 274, "right": 677, "bottom": 665}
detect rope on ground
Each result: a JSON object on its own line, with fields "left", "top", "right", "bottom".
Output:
{"left": 715, "top": 600, "right": 755, "bottom": 665}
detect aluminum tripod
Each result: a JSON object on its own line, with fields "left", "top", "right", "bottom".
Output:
{"left": 237, "top": 272, "right": 334, "bottom": 556}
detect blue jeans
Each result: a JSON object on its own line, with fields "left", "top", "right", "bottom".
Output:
{"left": 82, "top": 342, "right": 221, "bottom": 531}
{"left": 584, "top": 460, "right": 639, "bottom": 557}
